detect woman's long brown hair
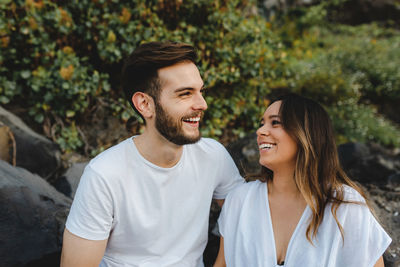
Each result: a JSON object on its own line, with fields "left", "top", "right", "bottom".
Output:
{"left": 259, "top": 93, "right": 367, "bottom": 244}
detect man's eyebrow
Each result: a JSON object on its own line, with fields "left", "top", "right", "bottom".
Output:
{"left": 174, "top": 84, "right": 205, "bottom": 93}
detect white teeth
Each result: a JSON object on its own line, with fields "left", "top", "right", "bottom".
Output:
{"left": 259, "top": 143, "right": 275, "bottom": 149}
{"left": 185, "top": 117, "right": 200, "bottom": 122}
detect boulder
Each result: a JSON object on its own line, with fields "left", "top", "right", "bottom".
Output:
{"left": 258, "top": 0, "right": 400, "bottom": 24}
{"left": 0, "top": 160, "right": 71, "bottom": 266}
{"left": 53, "top": 162, "right": 88, "bottom": 198}
{"left": 226, "top": 133, "right": 261, "bottom": 176}
{"left": 387, "top": 172, "right": 400, "bottom": 190}
{"left": 338, "top": 142, "right": 399, "bottom": 185}
{"left": 329, "top": 0, "right": 400, "bottom": 25}
{"left": 0, "top": 106, "right": 61, "bottom": 180}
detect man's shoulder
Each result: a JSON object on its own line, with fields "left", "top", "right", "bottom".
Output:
{"left": 89, "top": 137, "right": 133, "bottom": 170}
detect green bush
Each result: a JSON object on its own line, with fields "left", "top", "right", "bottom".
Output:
{"left": 277, "top": 22, "right": 400, "bottom": 146}
{"left": 328, "top": 99, "right": 400, "bottom": 147}
{"left": 1, "top": 0, "right": 399, "bottom": 153}
{"left": 0, "top": 0, "right": 285, "bottom": 152}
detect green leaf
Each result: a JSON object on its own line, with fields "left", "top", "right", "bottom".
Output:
{"left": 66, "top": 110, "right": 75, "bottom": 118}
{"left": 0, "top": 95, "right": 9, "bottom": 104}
{"left": 21, "top": 70, "right": 31, "bottom": 79}
{"left": 34, "top": 113, "right": 44, "bottom": 123}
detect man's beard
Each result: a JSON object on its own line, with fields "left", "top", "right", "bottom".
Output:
{"left": 155, "top": 101, "right": 202, "bottom": 146}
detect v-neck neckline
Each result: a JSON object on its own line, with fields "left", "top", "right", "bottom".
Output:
{"left": 264, "top": 182, "right": 309, "bottom": 266}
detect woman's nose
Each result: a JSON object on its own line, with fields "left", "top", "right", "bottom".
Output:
{"left": 256, "top": 125, "right": 269, "bottom": 136}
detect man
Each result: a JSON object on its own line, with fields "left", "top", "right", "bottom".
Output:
{"left": 61, "top": 41, "right": 244, "bottom": 267}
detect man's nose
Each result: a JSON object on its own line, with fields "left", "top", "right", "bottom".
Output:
{"left": 194, "top": 93, "right": 208, "bottom": 110}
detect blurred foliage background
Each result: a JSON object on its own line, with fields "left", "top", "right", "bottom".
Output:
{"left": 0, "top": 0, "right": 399, "bottom": 154}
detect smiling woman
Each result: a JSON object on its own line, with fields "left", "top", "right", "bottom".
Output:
{"left": 214, "top": 93, "right": 391, "bottom": 267}
{"left": 257, "top": 101, "right": 298, "bottom": 174}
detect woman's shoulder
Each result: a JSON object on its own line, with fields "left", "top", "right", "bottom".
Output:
{"left": 225, "top": 180, "right": 265, "bottom": 204}
{"left": 340, "top": 184, "right": 366, "bottom": 203}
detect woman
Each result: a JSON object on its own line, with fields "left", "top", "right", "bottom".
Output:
{"left": 214, "top": 94, "right": 391, "bottom": 267}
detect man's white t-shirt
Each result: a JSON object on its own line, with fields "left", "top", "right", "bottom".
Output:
{"left": 66, "top": 137, "right": 244, "bottom": 267}
{"left": 218, "top": 180, "right": 391, "bottom": 267}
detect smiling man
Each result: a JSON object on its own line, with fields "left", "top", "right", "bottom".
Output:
{"left": 60, "top": 41, "right": 244, "bottom": 267}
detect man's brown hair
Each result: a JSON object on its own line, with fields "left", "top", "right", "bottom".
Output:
{"left": 121, "top": 41, "right": 198, "bottom": 120}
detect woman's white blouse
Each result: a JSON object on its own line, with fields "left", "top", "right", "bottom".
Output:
{"left": 218, "top": 180, "right": 391, "bottom": 267}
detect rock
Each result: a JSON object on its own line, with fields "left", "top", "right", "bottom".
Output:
{"left": 258, "top": 0, "right": 317, "bottom": 17}
{"left": 0, "top": 160, "right": 71, "bottom": 266}
{"left": 53, "top": 162, "right": 88, "bottom": 198}
{"left": 329, "top": 0, "right": 400, "bottom": 25}
{"left": 337, "top": 142, "right": 370, "bottom": 169}
{"left": 367, "top": 183, "right": 400, "bottom": 267}
{"left": 387, "top": 172, "right": 400, "bottom": 190}
{"left": 0, "top": 106, "right": 61, "bottom": 180}
{"left": 258, "top": 0, "right": 400, "bottom": 24}
{"left": 226, "top": 133, "right": 261, "bottom": 176}
{"left": 338, "top": 142, "right": 399, "bottom": 185}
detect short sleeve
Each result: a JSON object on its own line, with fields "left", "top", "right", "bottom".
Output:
{"left": 212, "top": 143, "right": 244, "bottom": 199}
{"left": 366, "top": 214, "right": 392, "bottom": 266}
{"left": 65, "top": 165, "right": 114, "bottom": 240}
{"left": 217, "top": 183, "right": 248, "bottom": 238}
{"left": 338, "top": 190, "right": 392, "bottom": 266}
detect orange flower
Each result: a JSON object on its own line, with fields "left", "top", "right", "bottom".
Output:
{"left": 237, "top": 99, "right": 246, "bottom": 108}
{"left": 25, "top": 0, "right": 44, "bottom": 9}
{"left": 59, "top": 8, "right": 73, "bottom": 27}
{"left": 0, "top": 36, "right": 10, "bottom": 48}
{"left": 28, "top": 17, "right": 38, "bottom": 30}
{"left": 60, "top": 65, "right": 74, "bottom": 80}
{"left": 62, "top": 46, "right": 74, "bottom": 54}
{"left": 119, "top": 8, "right": 131, "bottom": 24}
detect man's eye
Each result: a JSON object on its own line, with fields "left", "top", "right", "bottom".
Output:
{"left": 179, "top": 92, "right": 191, "bottom": 96}
{"left": 272, "top": 120, "right": 281, "bottom": 126}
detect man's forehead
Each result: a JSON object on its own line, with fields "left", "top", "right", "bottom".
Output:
{"left": 157, "top": 62, "right": 203, "bottom": 90}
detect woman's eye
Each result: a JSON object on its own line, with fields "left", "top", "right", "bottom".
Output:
{"left": 271, "top": 120, "right": 281, "bottom": 126}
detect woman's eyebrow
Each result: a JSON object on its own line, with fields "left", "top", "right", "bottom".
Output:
{"left": 268, "top": 115, "right": 280, "bottom": 119}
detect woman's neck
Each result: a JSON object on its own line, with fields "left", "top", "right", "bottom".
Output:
{"left": 268, "top": 168, "right": 300, "bottom": 196}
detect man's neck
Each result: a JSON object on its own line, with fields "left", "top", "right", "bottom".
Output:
{"left": 133, "top": 130, "right": 184, "bottom": 168}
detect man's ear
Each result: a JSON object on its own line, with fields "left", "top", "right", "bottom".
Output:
{"left": 132, "top": 92, "right": 155, "bottom": 119}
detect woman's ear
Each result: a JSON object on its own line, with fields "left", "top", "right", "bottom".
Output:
{"left": 132, "top": 92, "right": 155, "bottom": 119}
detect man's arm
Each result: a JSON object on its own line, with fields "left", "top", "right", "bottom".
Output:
{"left": 60, "top": 228, "right": 108, "bottom": 267}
